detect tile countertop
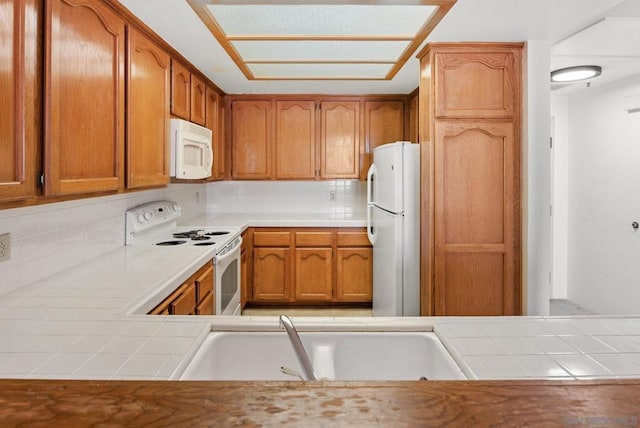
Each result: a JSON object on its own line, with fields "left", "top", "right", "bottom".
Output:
{"left": 1, "top": 212, "right": 640, "bottom": 381}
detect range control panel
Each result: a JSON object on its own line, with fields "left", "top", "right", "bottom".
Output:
{"left": 125, "top": 201, "right": 182, "bottom": 245}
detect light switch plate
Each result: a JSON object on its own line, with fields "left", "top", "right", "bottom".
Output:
{"left": 0, "top": 233, "right": 10, "bottom": 263}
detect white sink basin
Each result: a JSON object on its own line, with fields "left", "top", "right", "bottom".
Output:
{"left": 181, "top": 331, "right": 466, "bottom": 381}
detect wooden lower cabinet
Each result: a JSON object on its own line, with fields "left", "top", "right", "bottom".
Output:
{"left": 149, "top": 260, "right": 214, "bottom": 315}
{"left": 249, "top": 227, "right": 372, "bottom": 305}
{"left": 336, "top": 248, "right": 373, "bottom": 302}
{"left": 295, "top": 248, "right": 333, "bottom": 301}
{"left": 253, "top": 247, "right": 292, "bottom": 301}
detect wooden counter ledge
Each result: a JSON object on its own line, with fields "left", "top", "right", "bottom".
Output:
{"left": 2, "top": 379, "right": 640, "bottom": 427}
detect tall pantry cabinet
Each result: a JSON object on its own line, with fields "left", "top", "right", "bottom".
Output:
{"left": 417, "top": 43, "right": 523, "bottom": 316}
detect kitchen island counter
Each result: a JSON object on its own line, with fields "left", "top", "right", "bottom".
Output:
{"left": 1, "top": 378, "right": 639, "bottom": 426}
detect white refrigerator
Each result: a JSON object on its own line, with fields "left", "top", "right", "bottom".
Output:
{"left": 367, "top": 142, "right": 420, "bottom": 316}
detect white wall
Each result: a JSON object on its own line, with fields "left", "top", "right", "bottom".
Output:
{"left": 206, "top": 180, "right": 366, "bottom": 214}
{"left": 567, "top": 75, "right": 640, "bottom": 314}
{"left": 551, "top": 94, "right": 569, "bottom": 298}
{"left": 523, "top": 41, "right": 552, "bottom": 315}
{"left": 0, "top": 184, "right": 206, "bottom": 296}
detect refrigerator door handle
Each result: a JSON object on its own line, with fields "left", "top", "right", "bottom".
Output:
{"left": 366, "top": 163, "right": 377, "bottom": 206}
{"left": 367, "top": 204, "right": 377, "bottom": 245}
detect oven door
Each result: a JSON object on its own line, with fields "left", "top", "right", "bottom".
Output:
{"left": 215, "top": 237, "right": 242, "bottom": 316}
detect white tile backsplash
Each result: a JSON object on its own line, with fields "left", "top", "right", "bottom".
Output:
{"left": 206, "top": 180, "right": 366, "bottom": 214}
{"left": 0, "top": 184, "right": 206, "bottom": 296}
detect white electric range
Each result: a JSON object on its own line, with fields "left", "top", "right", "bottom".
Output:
{"left": 125, "top": 201, "right": 242, "bottom": 315}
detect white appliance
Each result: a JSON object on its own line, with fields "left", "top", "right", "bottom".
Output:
{"left": 366, "top": 142, "right": 420, "bottom": 316}
{"left": 170, "top": 118, "right": 213, "bottom": 179}
{"left": 125, "top": 201, "right": 242, "bottom": 316}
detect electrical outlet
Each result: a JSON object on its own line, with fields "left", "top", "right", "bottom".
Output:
{"left": 0, "top": 233, "right": 10, "bottom": 263}
{"left": 329, "top": 191, "right": 336, "bottom": 201}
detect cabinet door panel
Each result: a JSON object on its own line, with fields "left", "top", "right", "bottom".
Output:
{"left": 126, "top": 28, "right": 170, "bottom": 189}
{"left": 171, "top": 283, "right": 197, "bottom": 315}
{"left": 320, "top": 101, "right": 359, "bottom": 179}
{"left": 365, "top": 101, "right": 404, "bottom": 151}
{"left": 171, "top": 60, "right": 190, "bottom": 120}
{"left": 232, "top": 100, "right": 272, "bottom": 179}
{"left": 434, "top": 121, "right": 516, "bottom": 316}
{"left": 253, "top": 247, "right": 291, "bottom": 301}
{"left": 435, "top": 51, "right": 518, "bottom": 119}
{"left": 275, "top": 100, "right": 316, "bottom": 179}
{"left": 336, "top": 248, "right": 372, "bottom": 302}
{"left": 45, "top": 0, "right": 125, "bottom": 196}
{"left": 295, "top": 248, "right": 333, "bottom": 301}
{"left": 190, "top": 74, "right": 206, "bottom": 125}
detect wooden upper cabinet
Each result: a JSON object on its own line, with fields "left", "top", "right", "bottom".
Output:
{"left": 218, "top": 96, "right": 226, "bottom": 178}
{"left": 44, "top": 0, "right": 125, "bottom": 196}
{"left": 232, "top": 100, "right": 272, "bottom": 179}
{"left": 126, "top": 27, "right": 170, "bottom": 189}
{"left": 434, "top": 47, "right": 520, "bottom": 119}
{"left": 190, "top": 74, "right": 206, "bottom": 125}
{"left": 434, "top": 121, "right": 516, "bottom": 316}
{"left": 320, "top": 101, "right": 360, "bottom": 179}
{"left": 275, "top": 101, "right": 316, "bottom": 179}
{"left": 0, "top": 0, "right": 38, "bottom": 201}
{"left": 364, "top": 101, "right": 404, "bottom": 151}
{"left": 171, "top": 60, "right": 190, "bottom": 120}
{"left": 205, "top": 87, "right": 225, "bottom": 180}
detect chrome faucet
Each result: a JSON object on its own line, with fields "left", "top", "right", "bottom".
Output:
{"left": 279, "top": 315, "right": 317, "bottom": 381}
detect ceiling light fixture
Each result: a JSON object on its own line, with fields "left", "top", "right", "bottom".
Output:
{"left": 550, "top": 65, "right": 602, "bottom": 83}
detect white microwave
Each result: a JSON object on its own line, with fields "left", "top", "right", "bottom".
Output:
{"left": 170, "top": 118, "right": 213, "bottom": 179}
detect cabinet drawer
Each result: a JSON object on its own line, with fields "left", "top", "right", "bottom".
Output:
{"left": 196, "top": 291, "right": 214, "bottom": 315}
{"left": 295, "top": 231, "right": 333, "bottom": 247}
{"left": 170, "top": 283, "right": 197, "bottom": 315}
{"left": 253, "top": 231, "right": 291, "bottom": 247}
{"left": 337, "top": 230, "right": 371, "bottom": 247}
{"left": 195, "top": 263, "right": 214, "bottom": 303}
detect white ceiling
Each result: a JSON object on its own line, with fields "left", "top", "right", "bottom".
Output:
{"left": 118, "top": 0, "right": 639, "bottom": 95}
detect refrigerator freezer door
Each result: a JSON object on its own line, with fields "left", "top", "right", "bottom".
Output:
{"left": 371, "top": 143, "right": 403, "bottom": 214}
{"left": 372, "top": 206, "right": 404, "bottom": 316}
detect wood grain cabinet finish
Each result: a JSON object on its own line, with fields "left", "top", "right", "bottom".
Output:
{"left": 44, "top": 0, "right": 125, "bottom": 196}
{"left": 364, "top": 101, "right": 404, "bottom": 151}
{"left": 252, "top": 247, "right": 292, "bottom": 301}
{"left": 232, "top": 100, "right": 272, "bottom": 179}
{"left": 418, "top": 42, "right": 522, "bottom": 316}
{"left": 205, "top": 87, "right": 225, "bottom": 180}
{"left": 320, "top": 101, "right": 360, "bottom": 179}
{"left": 0, "top": 0, "right": 38, "bottom": 201}
{"left": 126, "top": 28, "right": 170, "bottom": 189}
{"left": 336, "top": 248, "right": 373, "bottom": 302}
{"left": 275, "top": 100, "right": 316, "bottom": 179}
{"left": 295, "top": 248, "right": 333, "bottom": 301}
{"left": 190, "top": 74, "right": 206, "bottom": 125}
{"left": 409, "top": 93, "right": 419, "bottom": 144}
{"left": 434, "top": 49, "right": 518, "bottom": 119}
{"left": 170, "top": 60, "right": 190, "bottom": 120}
{"left": 249, "top": 228, "right": 372, "bottom": 305}
{"left": 149, "top": 260, "right": 214, "bottom": 316}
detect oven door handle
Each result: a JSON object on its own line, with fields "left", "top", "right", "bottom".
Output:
{"left": 215, "top": 237, "right": 242, "bottom": 264}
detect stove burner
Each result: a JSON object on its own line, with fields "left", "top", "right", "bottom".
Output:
{"left": 173, "top": 230, "right": 203, "bottom": 239}
{"left": 205, "top": 231, "right": 230, "bottom": 236}
{"left": 194, "top": 242, "right": 216, "bottom": 246}
{"left": 156, "top": 240, "right": 187, "bottom": 246}
{"left": 190, "top": 235, "right": 211, "bottom": 241}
